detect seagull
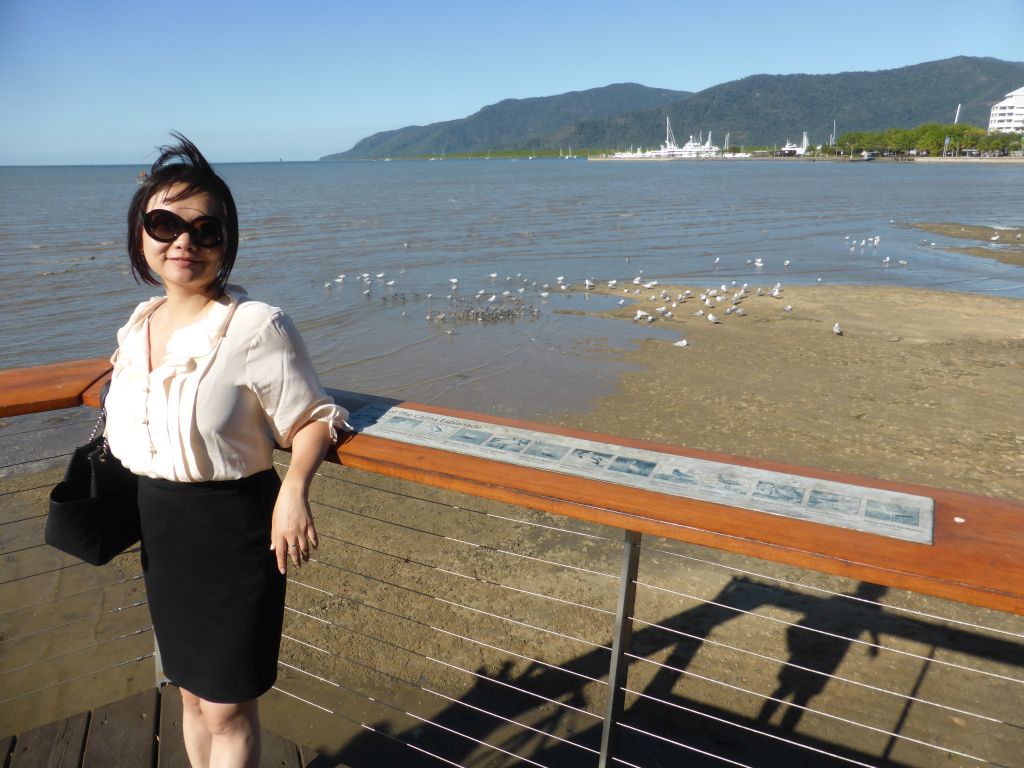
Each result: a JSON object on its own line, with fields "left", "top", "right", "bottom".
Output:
{"left": 692, "top": 309, "right": 704, "bottom": 317}
{"left": 489, "top": 272, "right": 498, "bottom": 278}
{"left": 734, "top": 308, "right": 746, "bottom": 316}
{"left": 539, "top": 291, "right": 549, "bottom": 298}
{"left": 673, "top": 339, "right": 689, "bottom": 347}
{"left": 323, "top": 282, "right": 332, "bottom": 288}
{"left": 783, "top": 260, "right": 791, "bottom": 267}
{"left": 707, "top": 313, "right": 720, "bottom": 324}
{"left": 784, "top": 305, "right": 793, "bottom": 312}
{"left": 713, "top": 256, "right": 720, "bottom": 264}
{"left": 617, "top": 298, "right": 626, "bottom": 305}
{"left": 833, "top": 322, "right": 843, "bottom": 335}
{"left": 608, "top": 279, "right": 618, "bottom": 288}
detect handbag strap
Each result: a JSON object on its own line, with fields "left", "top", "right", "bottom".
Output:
{"left": 88, "top": 380, "right": 112, "bottom": 442}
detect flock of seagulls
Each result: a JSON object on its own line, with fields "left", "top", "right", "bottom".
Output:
{"left": 315, "top": 232, "right": 913, "bottom": 343}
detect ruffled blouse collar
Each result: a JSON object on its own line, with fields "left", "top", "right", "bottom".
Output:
{"left": 114, "top": 285, "right": 248, "bottom": 374}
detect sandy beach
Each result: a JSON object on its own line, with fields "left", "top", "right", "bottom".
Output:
{"left": 558, "top": 282, "right": 1023, "bottom": 501}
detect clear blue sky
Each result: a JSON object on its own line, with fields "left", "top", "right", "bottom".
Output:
{"left": 2, "top": 0, "right": 1021, "bottom": 165}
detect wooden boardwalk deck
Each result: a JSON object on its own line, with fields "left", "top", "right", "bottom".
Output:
{"left": 0, "top": 686, "right": 327, "bottom": 768}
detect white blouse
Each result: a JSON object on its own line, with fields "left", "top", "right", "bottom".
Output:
{"left": 105, "top": 286, "right": 348, "bottom": 482}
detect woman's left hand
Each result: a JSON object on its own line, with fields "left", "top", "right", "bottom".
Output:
{"left": 270, "top": 481, "right": 318, "bottom": 574}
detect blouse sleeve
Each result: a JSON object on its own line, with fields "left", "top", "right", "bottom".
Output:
{"left": 245, "top": 310, "right": 350, "bottom": 447}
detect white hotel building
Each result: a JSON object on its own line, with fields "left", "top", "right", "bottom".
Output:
{"left": 988, "top": 87, "right": 1024, "bottom": 133}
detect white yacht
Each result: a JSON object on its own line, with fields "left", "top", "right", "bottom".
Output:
{"left": 611, "top": 118, "right": 720, "bottom": 159}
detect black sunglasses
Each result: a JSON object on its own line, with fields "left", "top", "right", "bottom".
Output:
{"left": 143, "top": 209, "right": 225, "bottom": 248}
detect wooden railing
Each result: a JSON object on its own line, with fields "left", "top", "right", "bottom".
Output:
{"left": 2, "top": 357, "right": 1022, "bottom": 617}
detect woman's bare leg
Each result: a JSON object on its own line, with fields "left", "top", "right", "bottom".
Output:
{"left": 180, "top": 687, "right": 212, "bottom": 767}
{"left": 179, "top": 687, "right": 260, "bottom": 768}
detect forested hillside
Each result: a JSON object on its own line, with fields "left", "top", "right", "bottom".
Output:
{"left": 323, "top": 57, "right": 1024, "bottom": 158}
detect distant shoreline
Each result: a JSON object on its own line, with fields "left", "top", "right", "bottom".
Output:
{"left": 588, "top": 155, "right": 1024, "bottom": 164}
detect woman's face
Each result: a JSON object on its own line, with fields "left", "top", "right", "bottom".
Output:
{"left": 142, "top": 183, "right": 225, "bottom": 297}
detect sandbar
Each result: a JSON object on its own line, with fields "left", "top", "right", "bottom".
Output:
{"left": 557, "top": 283, "right": 1023, "bottom": 500}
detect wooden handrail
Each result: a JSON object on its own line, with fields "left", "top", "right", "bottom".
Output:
{"left": 4, "top": 359, "right": 1023, "bottom": 616}
{"left": 0, "top": 357, "right": 112, "bottom": 417}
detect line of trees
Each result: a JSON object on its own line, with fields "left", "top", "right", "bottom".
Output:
{"left": 833, "top": 124, "right": 1022, "bottom": 156}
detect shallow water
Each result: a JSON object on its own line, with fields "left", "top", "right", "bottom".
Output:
{"left": 1, "top": 160, "right": 1021, "bottom": 420}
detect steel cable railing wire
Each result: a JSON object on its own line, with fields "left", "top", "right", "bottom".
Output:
{"left": 628, "top": 611, "right": 1023, "bottom": 721}
{"left": 309, "top": 496, "right": 620, "bottom": 582}
{"left": 0, "top": 598, "right": 149, "bottom": 646}
{"left": 293, "top": 462, "right": 623, "bottom": 547}
{"left": 626, "top": 645, "right": 1008, "bottom": 729}
{"left": 1, "top": 625, "right": 153, "bottom": 677}
{"left": 0, "top": 547, "right": 141, "bottom": 588}
{"left": 619, "top": 686, "right": 994, "bottom": 767}
{"left": 277, "top": 657, "right": 565, "bottom": 768}
{"left": 303, "top": 465, "right": 1024, "bottom": 651}
{"left": 282, "top": 601, "right": 603, "bottom": 721}
{"left": 296, "top": 545, "right": 609, "bottom": 653}
{"left": 314, "top": 527, "right": 615, "bottom": 619}
{"left": 280, "top": 632, "right": 601, "bottom": 757}
{"left": 0, "top": 652, "right": 155, "bottom": 707}
{"left": 288, "top": 569, "right": 608, "bottom": 686}
{"left": 276, "top": 462, "right": 1024, "bottom": 765}
{"left": 622, "top": 651, "right": 998, "bottom": 762}
{"left": 271, "top": 683, "right": 480, "bottom": 768}
{"left": 639, "top": 542, "right": 1024, "bottom": 641}
{"left": 633, "top": 579, "right": 1024, "bottom": 686}
{"left": 0, "top": 573, "right": 144, "bottom": 617}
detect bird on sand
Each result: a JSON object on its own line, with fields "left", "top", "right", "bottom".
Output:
{"left": 833, "top": 322, "right": 843, "bottom": 336}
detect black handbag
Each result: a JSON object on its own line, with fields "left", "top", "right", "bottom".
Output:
{"left": 46, "top": 388, "right": 141, "bottom": 565}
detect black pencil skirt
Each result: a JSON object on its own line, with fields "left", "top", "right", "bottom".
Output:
{"left": 138, "top": 469, "right": 285, "bottom": 704}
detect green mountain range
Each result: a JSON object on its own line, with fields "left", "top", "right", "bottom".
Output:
{"left": 322, "top": 56, "right": 1024, "bottom": 159}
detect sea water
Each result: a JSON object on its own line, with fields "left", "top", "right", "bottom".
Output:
{"left": 1, "top": 159, "right": 1021, "bottom": 420}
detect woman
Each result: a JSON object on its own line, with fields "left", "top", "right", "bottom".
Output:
{"left": 105, "top": 134, "right": 347, "bottom": 768}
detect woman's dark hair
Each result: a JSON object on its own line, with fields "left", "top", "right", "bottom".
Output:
{"left": 127, "top": 132, "right": 238, "bottom": 297}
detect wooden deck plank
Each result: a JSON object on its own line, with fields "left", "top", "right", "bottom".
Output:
{"left": 260, "top": 729, "right": 301, "bottom": 766}
{"left": 8, "top": 713, "right": 88, "bottom": 768}
{"left": 2, "top": 688, "right": 314, "bottom": 768}
{"left": 156, "top": 685, "right": 306, "bottom": 767}
{"left": 82, "top": 688, "right": 157, "bottom": 768}
{"left": 157, "top": 686, "right": 188, "bottom": 768}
